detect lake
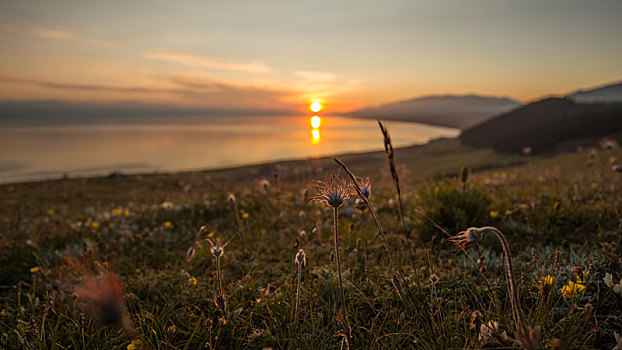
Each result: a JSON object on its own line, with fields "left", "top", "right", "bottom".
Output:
{"left": 0, "top": 115, "right": 458, "bottom": 184}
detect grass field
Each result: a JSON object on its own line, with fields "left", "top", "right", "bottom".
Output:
{"left": 1, "top": 137, "right": 621, "bottom": 349}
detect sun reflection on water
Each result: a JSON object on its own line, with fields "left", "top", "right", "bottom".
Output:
{"left": 311, "top": 128, "right": 320, "bottom": 144}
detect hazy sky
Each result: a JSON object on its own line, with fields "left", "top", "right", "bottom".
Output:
{"left": 1, "top": 0, "right": 621, "bottom": 113}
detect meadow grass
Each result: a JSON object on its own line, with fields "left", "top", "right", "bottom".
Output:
{"left": 1, "top": 138, "right": 621, "bottom": 349}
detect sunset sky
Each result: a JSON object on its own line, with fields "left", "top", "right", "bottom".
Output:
{"left": 1, "top": 0, "right": 621, "bottom": 113}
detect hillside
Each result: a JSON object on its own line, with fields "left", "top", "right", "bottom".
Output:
{"left": 460, "top": 97, "right": 622, "bottom": 153}
{"left": 567, "top": 81, "right": 622, "bottom": 103}
{"left": 344, "top": 95, "right": 521, "bottom": 129}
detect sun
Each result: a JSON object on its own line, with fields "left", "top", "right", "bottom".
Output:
{"left": 311, "top": 116, "right": 321, "bottom": 128}
{"left": 310, "top": 100, "right": 322, "bottom": 113}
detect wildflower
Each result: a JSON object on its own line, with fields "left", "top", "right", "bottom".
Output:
{"left": 30, "top": 266, "right": 40, "bottom": 273}
{"left": 163, "top": 221, "right": 172, "bottom": 228}
{"left": 112, "top": 208, "right": 122, "bottom": 215}
{"left": 613, "top": 164, "right": 622, "bottom": 173}
{"left": 446, "top": 227, "right": 480, "bottom": 250}
{"left": 208, "top": 237, "right": 226, "bottom": 257}
{"left": 258, "top": 178, "right": 270, "bottom": 190}
{"left": 522, "top": 146, "right": 532, "bottom": 155}
{"left": 359, "top": 177, "right": 372, "bottom": 198}
{"left": 591, "top": 183, "right": 597, "bottom": 189}
{"left": 127, "top": 338, "right": 141, "bottom": 350}
{"left": 188, "top": 276, "right": 197, "bottom": 285}
{"left": 227, "top": 193, "right": 236, "bottom": 203}
{"left": 604, "top": 273, "right": 614, "bottom": 288}
{"left": 74, "top": 273, "right": 128, "bottom": 327}
{"left": 90, "top": 222, "right": 99, "bottom": 229}
{"left": 294, "top": 249, "right": 306, "bottom": 273}
{"left": 561, "top": 281, "right": 585, "bottom": 299}
{"left": 505, "top": 209, "right": 513, "bottom": 215}
{"left": 604, "top": 273, "right": 622, "bottom": 295}
{"left": 46, "top": 209, "right": 54, "bottom": 216}
{"left": 186, "top": 246, "right": 196, "bottom": 262}
{"left": 542, "top": 275, "right": 555, "bottom": 285}
{"left": 241, "top": 212, "right": 249, "bottom": 219}
{"left": 207, "top": 231, "right": 215, "bottom": 238}
{"left": 160, "top": 201, "right": 174, "bottom": 210}
{"left": 478, "top": 320, "right": 507, "bottom": 344}
{"left": 124, "top": 209, "right": 130, "bottom": 217}
{"left": 429, "top": 274, "right": 439, "bottom": 283}
{"left": 489, "top": 210, "right": 499, "bottom": 218}
{"left": 311, "top": 173, "right": 350, "bottom": 208}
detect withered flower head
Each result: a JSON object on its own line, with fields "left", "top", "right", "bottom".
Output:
{"left": 311, "top": 172, "right": 350, "bottom": 208}
{"left": 74, "top": 273, "right": 127, "bottom": 327}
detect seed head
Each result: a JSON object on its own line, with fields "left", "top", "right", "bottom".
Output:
{"left": 311, "top": 173, "right": 350, "bottom": 208}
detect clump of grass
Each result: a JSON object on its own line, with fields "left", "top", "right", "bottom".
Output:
{"left": 311, "top": 172, "right": 352, "bottom": 345}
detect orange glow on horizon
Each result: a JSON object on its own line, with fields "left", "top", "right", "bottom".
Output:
{"left": 310, "top": 115, "right": 321, "bottom": 128}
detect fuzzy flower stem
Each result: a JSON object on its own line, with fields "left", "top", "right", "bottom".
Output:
{"left": 333, "top": 156, "right": 396, "bottom": 272}
{"left": 216, "top": 256, "right": 224, "bottom": 301}
{"left": 333, "top": 206, "right": 351, "bottom": 339}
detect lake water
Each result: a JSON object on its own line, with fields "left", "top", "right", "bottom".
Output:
{"left": 0, "top": 115, "right": 458, "bottom": 184}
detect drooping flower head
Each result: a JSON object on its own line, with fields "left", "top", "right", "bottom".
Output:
{"left": 311, "top": 172, "right": 350, "bottom": 208}
{"left": 446, "top": 227, "right": 481, "bottom": 251}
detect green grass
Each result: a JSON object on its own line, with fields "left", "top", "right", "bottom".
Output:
{"left": 1, "top": 139, "right": 621, "bottom": 349}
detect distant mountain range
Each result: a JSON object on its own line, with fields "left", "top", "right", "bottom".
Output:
{"left": 460, "top": 81, "right": 622, "bottom": 153}
{"left": 344, "top": 95, "right": 522, "bottom": 129}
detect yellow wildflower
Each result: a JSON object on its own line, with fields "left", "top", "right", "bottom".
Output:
{"left": 561, "top": 281, "right": 585, "bottom": 299}
{"left": 505, "top": 209, "right": 513, "bottom": 215}
{"left": 127, "top": 338, "right": 141, "bottom": 350}
{"left": 242, "top": 212, "right": 250, "bottom": 219}
{"left": 591, "top": 182, "right": 597, "bottom": 189}
{"left": 46, "top": 209, "right": 54, "bottom": 215}
{"left": 124, "top": 209, "right": 130, "bottom": 217}
{"left": 518, "top": 203, "right": 529, "bottom": 210}
{"left": 30, "top": 266, "right": 40, "bottom": 273}
{"left": 112, "top": 208, "right": 122, "bottom": 215}
{"left": 90, "top": 222, "right": 99, "bottom": 229}
{"left": 188, "top": 277, "right": 197, "bottom": 285}
{"left": 542, "top": 275, "right": 555, "bottom": 285}
{"left": 163, "top": 221, "right": 172, "bottom": 228}
{"left": 489, "top": 210, "right": 499, "bottom": 218}
{"left": 207, "top": 231, "right": 215, "bottom": 238}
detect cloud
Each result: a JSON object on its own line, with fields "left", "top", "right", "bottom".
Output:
{"left": 35, "top": 29, "right": 76, "bottom": 39}
{"left": 294, "top": 70, "right": 338, "bottom": 83}
{"left": 0, "top": 73, "right": 294, "bottom": 111}
{"left": 144, "top": 49, "right": 271, "bottom": 74}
